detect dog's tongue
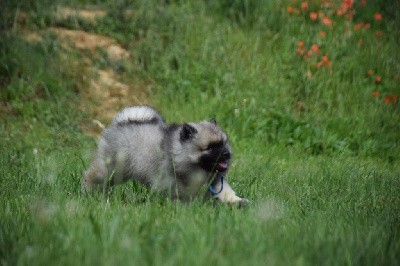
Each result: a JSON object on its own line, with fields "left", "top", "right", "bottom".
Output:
{"left": 216, "top": 162, "right": 228, "bottom": 171}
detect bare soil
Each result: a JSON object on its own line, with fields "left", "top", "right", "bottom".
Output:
{"left": 19, "top": 7, "right": 151, "bottom": 137}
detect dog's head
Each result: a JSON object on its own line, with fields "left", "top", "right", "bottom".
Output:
{"left": 179, "top": 119, "right": 232, "bottom": 173}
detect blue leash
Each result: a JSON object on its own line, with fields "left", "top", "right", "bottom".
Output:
{"left": 209, "top": 175, "right": 224, "bottom": 196}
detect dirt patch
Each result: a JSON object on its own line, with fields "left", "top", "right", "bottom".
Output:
{"left": 18, "top": 7, "right": 152, "bottom": 137}
{"left": 48, "top": 27, "right": 130, "bottom": 60}
{"left": 22, "top": 30, "right": 43, "bottom": 42}
{"left": 83, "top": 68, "right": 147, "bottom": 118}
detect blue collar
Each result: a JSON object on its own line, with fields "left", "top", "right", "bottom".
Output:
{"left": 209, "top": 175, "right": 224, "bottom": 196}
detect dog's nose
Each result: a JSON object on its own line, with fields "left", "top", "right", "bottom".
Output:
{"left": 223, "top": 151, "right": 231, "bottom": 159}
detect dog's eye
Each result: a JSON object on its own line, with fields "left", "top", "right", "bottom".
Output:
{"left": 206, "top": 141, "right": 223, "bottom": 151}
{"left": 200, "top": 146, "right": 213, "bottom": 152}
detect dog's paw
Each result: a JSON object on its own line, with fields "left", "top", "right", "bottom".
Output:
{"left": 224, "top": 197, "right": 250, "bottom": 208}
{"left": 238, "top": 198, "right": 250, "bottom": 208}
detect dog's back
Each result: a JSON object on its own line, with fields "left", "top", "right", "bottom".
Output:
{"left": 83, "top": 106, "right": 167, "bottom": 190}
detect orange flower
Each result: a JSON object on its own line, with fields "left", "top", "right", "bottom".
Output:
{"left": 375, "top": 31, "right": 382, "bottom": 38}
{"left": 310, "top": 12, "right": 318, "bottom": 21}
{"left": 287, "top": 6, "right": 294, "bottom": 14}
{"left": 311, "top": 44, "right": 319, "bottom": 53}
{"left": 375, "top": 75, "right": 382, "bottom": 83}
{"left": 347, "top": 10, "right": 354, "bottom": 21}
{"left": 325, "top": 60, "right": 332, "bottom": 67}
{"left": 296, "top": 48, "right": 305, "bottom": 55}
{"left": 317, "top": 55, "right": 331, "bottom": 68}
{"left": 354, "top": 23, "right": 364, "bottom": 30}
{"left": 322, "top": 16, "right": 333, "bottom": 27}
{"left": 297, "top": 41, "right": 304, "bottom": 48}
{"left": 374, "top": 12, "right": 382, "bottom": 21}
{"left": 301, "top": 2, "right": 308, "bottom": 10}
{"left": 325, "top": 56, "right": 331, "bottom": 66}
{"left": 372, "top": 91, "right": 379, "bottom": 97}
{"left": 367, "top": 69, "right": 374, "bottom": 76}
{"left": 344, "top": 0, "right": 354, "bottom": 9}
{"left": 336, "top": 9, "right": 346, "bottom": 16}
{"left": 384, "top": 96, "right": 391, "bottom": 104}
{"left": 361, "top": 0, "right": 367, "bottom": 7}
{"left": 319, "top": 31, "right": 326, "bottom": 38}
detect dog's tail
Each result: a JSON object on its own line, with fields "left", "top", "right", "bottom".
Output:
{"left": 112, "top": 106, "right": 165, "bottom": 126}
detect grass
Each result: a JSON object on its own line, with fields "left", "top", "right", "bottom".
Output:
{"left": 1, "top": 0, "right": 399, "bottom": 265}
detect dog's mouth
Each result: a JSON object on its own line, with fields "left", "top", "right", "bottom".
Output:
{"left": 215, "top": 161, "right": 229, "bottom": 172}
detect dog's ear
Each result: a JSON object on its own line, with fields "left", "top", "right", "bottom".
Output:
{"left": 210, "top": 118, "right": 217, "bottom": 125}
{"left": 180, "top": 123, "right": 197, "bottom": 142}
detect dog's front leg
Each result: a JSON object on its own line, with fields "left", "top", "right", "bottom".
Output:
{"left": 211, "top": 177, "right": 249, "bottom": 207}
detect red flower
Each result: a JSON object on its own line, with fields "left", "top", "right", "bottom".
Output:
{"left": 301, "top": 2, "right": 308, "bottom": 10}
{"left": 364, "top": 23, "right": 371, "bottom": 29}
{"left": 296, "top": 41, "right": 305, "bottom": 55}
{"left": 322, "top": 16, "right": 333, "bottom": 27}
{"left": 374, "top": 12, "right": 382, "bottom": 21}
{"left": 311, "top": 44, "right": 319, "bottom": 53}
{"left": 337, "top": 9, "right": 346, "bottom": 16}
{"left": 287, "top": 6, "right": 294, "bottom": 14}
{"left": 361, "top": 0, "right": 367, "bottom": 7}
{"left": 310, "top": 12, "right": 318, "bottom": 21}
{"left": 296, "top": 48, "right": 305, "bottom": 55}
{"left": 324, "top": 59, "right": 332, "bottom": 67}
{"left": 354, "top": 23, "right": 364, "bottom": 30}
{"left": 384, "top": 95, "right": 398, "bottom": 105}
{"left": 344, "top": 0, "right": 354, "bottom": 9}
{"left": 347, "top": 10, "right": 354, "bottom": 21}
{"left": 322, "top": 55, "right": 332, "bottom": 67}
{"left": 372, "top": 91, "right": 379, "bottom": 97}
{"left": 375, "top": 75, "right": 382, "bottom": 83}
{"left": 317, "top": 55, "right": 331, "bottom": 68}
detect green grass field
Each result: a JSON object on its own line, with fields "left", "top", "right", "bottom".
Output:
{"left": 1, "top": 0, "right": 399, "bottom": 265}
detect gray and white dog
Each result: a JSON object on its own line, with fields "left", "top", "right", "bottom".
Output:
{"left": 82, "top": 106, "right": 248, "bottom": 205}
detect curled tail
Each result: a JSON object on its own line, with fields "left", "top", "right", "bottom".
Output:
{"left": 112, "top": 106, "right": 165, "bottom": 126}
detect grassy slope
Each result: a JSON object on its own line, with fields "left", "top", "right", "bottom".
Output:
{"left": 1, "top": 0, "right": 399, "bottom": 265}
